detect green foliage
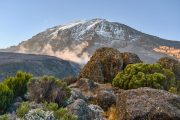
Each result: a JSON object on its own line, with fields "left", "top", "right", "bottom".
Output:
{"left": 0, "top": 114, "right": 8, "bottom": 120}
{"left": 3, "top": 71, "right": 32, "bottom": 97}
{"left": 16, "top": 102, "right": 30, "bottom": 118}
{"left": 44, "top": 102, "right": 59, "bottom": 111}
{"left": 28, "top": 76, "right": 71, "bottom": 106}
{"left": 54, "top": 108, "right": 77, "bottom": 120}
{"left": 112, "top": 63, "right": 176, "bottom": 91}
{"left": 168, "top": 87, "right": 177, "bottom": 94}
{"left": 0, "top": 83, "right": 13, "bottom": 111}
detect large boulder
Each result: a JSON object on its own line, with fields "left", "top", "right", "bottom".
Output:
{"left": 67, "top": 99, "right": 105, "bottom": 120}
{"left": 79, "top": 47, "right": 123, "bottom": 83}
{"left": 122, "top": 52, "right": 142, "bottom": 69}
{"left": 158, "top": 57, "right": 180, "bottom": 80}
{"left": 116, "top": 87, "right": 180, "bottom": 120}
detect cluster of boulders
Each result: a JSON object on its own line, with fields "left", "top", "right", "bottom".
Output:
{"left": 75, "top": 47, "right": 180, "bottom": 120}
{"left": 79, "top": 47, "right": 142, "bottom": 83}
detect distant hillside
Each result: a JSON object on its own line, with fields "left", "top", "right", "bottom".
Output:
{"left": 0, "top": 52, "right": 80, "bottom": 81}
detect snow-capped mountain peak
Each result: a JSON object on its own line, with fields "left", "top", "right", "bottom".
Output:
{"left": 2, "top": 18, "right": 180, "bottom": 65}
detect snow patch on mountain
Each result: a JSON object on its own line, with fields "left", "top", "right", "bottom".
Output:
{"left": 50, "top": 20, "right": 86, "bottom": 39}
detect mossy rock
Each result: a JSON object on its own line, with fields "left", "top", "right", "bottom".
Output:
{"left": 79, "top": 47, "right": 123, "bottom": 83}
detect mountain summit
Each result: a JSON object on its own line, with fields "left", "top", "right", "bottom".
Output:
{"left": 2, "top": 18, "right": 180, "bottom": 64}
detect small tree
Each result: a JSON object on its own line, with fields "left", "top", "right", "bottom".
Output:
{"left": 112, "top": 63, "right": 176, "bottom": 91}
{"left": 0, "top": 83, "right": 13, "bottom": 111}
{"left": 3, "top": 71, "right": 32, "bottom": 97}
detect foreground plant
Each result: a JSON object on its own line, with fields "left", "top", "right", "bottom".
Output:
{"left": 113, "top": 63, "right": 176, "bottom": 91}
{"left": 4, "top": 71, "right": 32, "bottom": 97}
{"left": 0, "top": 83, "right": 13, "bottom": 111}
{"left": 28, "top": 76, "right": 71, "bottom": 106}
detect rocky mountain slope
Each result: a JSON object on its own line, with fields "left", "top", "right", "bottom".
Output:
{"left": 0, "top": 52, "right": 80, "bottom": 81}
{"left": 1, "top": 19, "right": 180, "bottom": 65}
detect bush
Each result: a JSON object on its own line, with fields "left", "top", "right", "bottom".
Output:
{"left": 168, "top": 87, "right": 177, "bottom": 94}
{"left": 0, "top": 114, "right": 8, "bottom": 120}
{"left": 112, "top": 63, "right": 176, "bottom": 91}
{"left": 54, "top": 108, "right": 77, "bottom": 120}
{"left": 16, "top": 102, "right": 30, "bottom": 118}
{"left": 0, "top": 83, "right": 13, "bottom": 111}
{"left": 28, "top": 76, "right": 71, "bottom": 106}
{"left": 24, "top": 108, "right": 55, "bottom": 120}
{"left": 3, "top": 71, "right": 32, "bottom": 97}
{"left": 44, "top": 102, "right": 58, "bottom": 111}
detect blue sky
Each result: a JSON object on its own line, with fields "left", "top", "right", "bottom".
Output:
{"left": 0, "top": 0, "right": 179, "bottom": 48}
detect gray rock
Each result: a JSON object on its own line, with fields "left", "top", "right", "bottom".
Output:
{"left": 116, "top": 87, "right": 180, "bottom": 120}
{"left": 15, "top": 97, "right": 23, "bottom": 102}
{"left": 67, "top": 99, "right": 105, "bottom": 120}
{"left": 88, "top": 104, "right": 105, "bottom": 120}
{"left": 68, "top": 89, "right": 87, "bottom": 104}
{"left": 96, "top": 89, "right": 116, "bottom": 110}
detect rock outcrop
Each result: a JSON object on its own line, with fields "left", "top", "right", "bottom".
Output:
{"left": 158, "top": 57, "right": 180, "bottom": 80}
{"left": 79, "top": 47, "right": 142, "bottom": 83}
{"left": 116, "top": 87, "right": 180, "bottom": 120}
{"left": 79, "top": 47, "right": 123, "bottom": 83}
{"left": 122, "top": 52, "right": 142, "bottom": 69}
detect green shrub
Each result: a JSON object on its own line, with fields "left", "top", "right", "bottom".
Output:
{"left": 0, "top": 114, "right": 8, "bottom": 120}
{"left": 16, "top": 102, "right": 30, "bottom": 118}
{"left": 112, "top": 63, "right": 176, "bottom": 91}
{"left": 4, "top": 71, "right": 32, "bottom": 97}
{"left": 28, "top": 76, "right": 71, "bottom": 106}
{"left": 168, "top": 87, "right": 177, "bottom": 94}
{"left": 0, "top": 83, "right": 13, "bottom": 111}
{"left": 44, "top": 102, "right": 58, "bottom": 111}
{"left": 54, "top": 108, "right": 77, "bottom": 120}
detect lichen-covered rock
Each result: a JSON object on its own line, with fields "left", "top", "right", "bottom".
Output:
{"left": 67, "top": 99, "right": 105, "bottom": 120}
{"left": 88, "top": 104, "right": 105, "bottom": 120}
{"left": 96, "top": 89, "right": 116, "bottom": 110}
{"left": 158, "top": 57, "right": 180, "bottom": 80}
{"left": 79, "top": 47, "right": 123, "bottom": 83}
{"left": 116, "top": 87, "right": 180, "bottom": 120}
{"left": 122, "top": 52, "right": 142, "bottom": 68}
{"left": 67, "top": 89, "right": 87, "bottom": 104}
{"left": 76, "top": 78, "right": 97, "bottom": 91}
